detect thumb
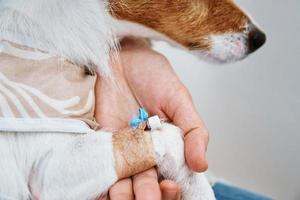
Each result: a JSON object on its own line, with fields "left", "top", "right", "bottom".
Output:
{"left": 163, "top": 86, "right": 209, "bottom": 172}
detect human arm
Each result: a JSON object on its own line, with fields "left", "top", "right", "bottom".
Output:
{"left": 95, "top": 38, "right": 209, "bottom": 200}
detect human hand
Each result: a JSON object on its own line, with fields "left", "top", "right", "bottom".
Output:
{"left": 95, "top": 38, "right": 209, "bottom": 200}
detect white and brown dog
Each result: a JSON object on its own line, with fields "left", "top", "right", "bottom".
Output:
{"left": 0, "top": 0, "right": 265, "bottom": 200}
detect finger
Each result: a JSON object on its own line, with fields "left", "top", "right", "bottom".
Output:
{"left": 133, "top": 168, "right": 161, "bottom": 200}
{"left": 165, "top": 87, "right": 209, "bottom": 172}
{"left": 160, "top": 180, "right": 181, "bottom": 200}
{"left": 109, "top": 178, "right": 134, "bottom": 200}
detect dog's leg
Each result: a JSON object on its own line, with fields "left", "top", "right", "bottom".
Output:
{"left": 30, "top": 124, "right": 215, "bottom": 200}
{"left": 0, "top": 134, "right": 31, "bottom": 200}
{"left": 30, "top": 132, "right": 118, "bottom": 200}
{"left": 31, "top": 128, "right": 155, "bottom": 200}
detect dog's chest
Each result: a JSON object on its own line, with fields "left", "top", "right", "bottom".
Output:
{"left": 0, "top": 41, "right": 98, "bottom": 133}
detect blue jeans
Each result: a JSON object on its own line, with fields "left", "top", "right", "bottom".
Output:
{"left": 213, "top": 183, "right": 273, "bottom": 200}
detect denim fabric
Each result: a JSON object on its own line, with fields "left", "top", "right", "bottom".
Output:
{"left": 213, "top": 183, "right": 273, "bottom": 200}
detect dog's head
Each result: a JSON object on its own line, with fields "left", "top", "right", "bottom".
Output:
{"left": 110, "top": 0, "right": 266, "bottom": 63}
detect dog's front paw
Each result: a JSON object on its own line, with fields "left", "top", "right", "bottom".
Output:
{"left": 150, "top": 123, "right": 215, "bottom": 200}
{"left": 180, "top": 172, "right": 216, "bottom": 200}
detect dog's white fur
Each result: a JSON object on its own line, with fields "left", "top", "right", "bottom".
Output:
{"left": 0, "top": 0, "right": 262, "bottom": 199}
{"left": 0, "top": 0, "right": 117, "bottom": 75}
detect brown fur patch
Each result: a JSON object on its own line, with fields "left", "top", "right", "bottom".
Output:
{"left": 109, "top": 0, "right": 249, "bottom": 50}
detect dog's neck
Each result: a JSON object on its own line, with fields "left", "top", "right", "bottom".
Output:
{"left": 0, "top": 0, "right": 118, "bottom": 75}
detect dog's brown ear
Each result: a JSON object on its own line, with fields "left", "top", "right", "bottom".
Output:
{"left": 108, "top": 0, "right": 249, "bottom": 50}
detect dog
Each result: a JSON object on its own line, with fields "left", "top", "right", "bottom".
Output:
{"left": 0, "top": 0, "right": 265, "bottom": 199}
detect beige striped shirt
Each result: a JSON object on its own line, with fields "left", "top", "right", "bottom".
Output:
{"left": 0, "top": 40, "right": 99, "bottom": 133}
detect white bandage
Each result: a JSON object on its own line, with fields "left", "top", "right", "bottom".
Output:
{"left": 147, "top": 115, "right": 162, "bottom": 130}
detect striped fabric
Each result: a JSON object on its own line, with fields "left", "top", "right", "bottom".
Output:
{"left": 0, "top": 40, "right": 99, "bottom": 133}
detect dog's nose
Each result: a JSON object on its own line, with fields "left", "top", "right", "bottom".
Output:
{"left": 248, "top": 28, "right": 266, "bottom": 53}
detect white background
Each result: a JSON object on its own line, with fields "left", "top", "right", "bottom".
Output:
{"left": 154, "top": 0, "right": 300, "bottom": 199}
